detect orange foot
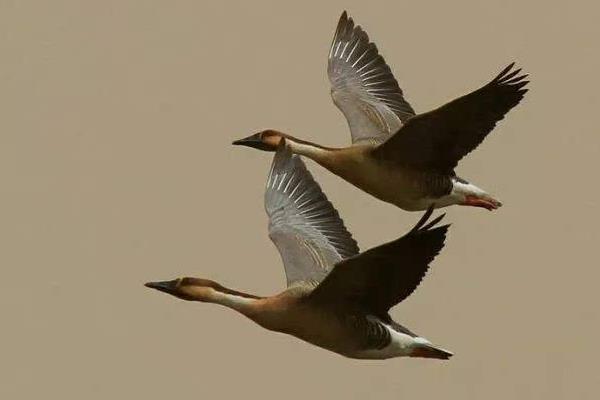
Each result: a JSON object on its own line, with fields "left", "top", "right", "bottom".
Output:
{"left": 462, "top": 195, "right": 502, "bottom": 211}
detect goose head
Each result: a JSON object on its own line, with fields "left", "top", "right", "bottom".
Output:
{"left": 232, "top": 129, "right": 286, "bottom": 151}
{"left": 145, "top": 277, "right": 223, "bottom": 302}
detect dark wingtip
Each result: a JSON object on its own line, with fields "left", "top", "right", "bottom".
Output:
{"left": 410, "top": 206, "right": 434, "bottom": 233}
{"left": 500, "top": 67, "right": 522, "bottom": 82}
{"left": 336, "top": 10, "right": 349, "bottom": 30}
{"left": 513, "top": 80, "right": 529, "bottom": 89}
{"left": 493, "top": 62, "right": 517, "bottom": 83}
{"left": 410, "top": 206, "right": 449, "bottom": 234}
{"left": 422, "top": 213, "right": 446, "bottom": 231}
{"left": 492, "top": 62, "right": 532, "bottom": 89}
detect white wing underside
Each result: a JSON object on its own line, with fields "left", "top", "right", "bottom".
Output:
{"left": 265, "top": 144, "right": 359, "bottom": 287}
{"left": 328, "top": 12, "right": 415, "bottom": 145}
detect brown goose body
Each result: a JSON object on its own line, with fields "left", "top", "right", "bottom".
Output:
{"left": 146, "top": 144, "right": 452, "bottom": 360}
{"left": 233, "top": 11, "right": 528, "bottom": 211}
{"left": 283, "top": 143, "right": 455, "bottom": 211}
{"left": 146, "top": 279, "right": 437, "bottom": 359}
{"left": 227, "top": 288, "right": 384, "bottom": 358}
{"left": 250, "top": 286, "right": 419, "bottom": 358}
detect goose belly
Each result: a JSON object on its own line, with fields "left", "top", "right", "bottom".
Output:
{"left": 272, "top": 307, "right": 428, "bottom": 359}
{"left": 333, "top": 158, "right": 449, "bottom": 211}
{"left": 266, "top": 306, "right": 360, "bottom": 355}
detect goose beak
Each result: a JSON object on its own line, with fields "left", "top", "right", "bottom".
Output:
{"left": 145, "top": 280, "right": 179, "bottom": 295}
{"left": 232, "top": 133, "right": 261, "bottom": 147}
{"left": 231, "top": 137, "right": 248, "bottom": 145}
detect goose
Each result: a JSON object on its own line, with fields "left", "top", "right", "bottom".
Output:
{"left": 233, "top": 11, "right": 529, "bottom": 211}
{"left": 145, "top": 141, "right": 452, "bottom": 360}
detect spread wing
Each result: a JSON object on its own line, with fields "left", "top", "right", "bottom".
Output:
{"left": 328, "top": 11, "right": 415, "bottom": 146}
{"left": 265, "top": 142, "right": 359, "bottom": 287}
{"left": 309, "top": 208, "right": 448, "bottom": 316}
{"left": 374, "top": 63, "right": 529, "bottom": 174}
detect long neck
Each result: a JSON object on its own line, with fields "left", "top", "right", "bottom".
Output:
{"left": 201, "top": 286, "right": 263, "bottom": 320}
{"left": 285, "top": 136, "right": 361, "bottom": 180}
{"left": 285, "top": 136, "right": 335, "bottom": 165}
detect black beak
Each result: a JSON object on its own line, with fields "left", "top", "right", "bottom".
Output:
{"left": 145, "top": 279, "right": 179, "bottom": 295}
{"left": 232, "top": 133, "right": 273, "bottom": 151}
{"left": 232, "top": 133, "right": 260, "bottom": 146}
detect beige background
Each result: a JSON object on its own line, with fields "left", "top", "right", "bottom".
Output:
{"left": 1, "top": 1, "right": 598, "bottom": 399}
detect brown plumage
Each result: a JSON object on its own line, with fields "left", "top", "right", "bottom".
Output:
{"left": 374, "top": 63, "right": 529, "bottom": 175}
{"left": 233, "top": 11, "right": 529, "bottom": 212}
{"left": 146, "top": 143, "right": 452, "bottom": 360}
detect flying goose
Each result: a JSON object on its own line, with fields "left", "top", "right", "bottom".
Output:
{"left": 146, "top": 142, "right": 452, "bottom": 360}
{"left": 233, "top": 11, "right": 529, "bottom": 211}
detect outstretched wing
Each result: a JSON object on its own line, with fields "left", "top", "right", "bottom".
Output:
{"left": 265, "top": 141, "right": 359, "bottom": 287}
{"left": 309, "top": 208, "right": 448, "bottom": 316}
{"left": 328, "top": 11, "right": 415, "bottom": 145}
{"left": 375, "top": 63, "right": 529, "bottom": 174}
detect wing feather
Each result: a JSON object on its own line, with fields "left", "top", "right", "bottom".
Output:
{"left": 265, "top": 142, "right": 359, "bottom": 287}
{"left": 375, "top": 63, "right": 529, "bottom": 173}
{"left": 309, "top": 208, "right": 448, "bottom": 316}
{"left": 328, "top": 11, "right": 415, "bottom": 145}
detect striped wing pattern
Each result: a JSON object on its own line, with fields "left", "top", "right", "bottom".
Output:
{"left": 328, "top": 11, "right": 415, "bottom": 145}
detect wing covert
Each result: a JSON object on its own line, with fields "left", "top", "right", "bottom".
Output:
{"left": 328, "top": 11, "right": 415, "bottom": 145}
{"left": 309, "top": 208, "right": 448, "bottom": 316}
{"left": 375, "top": 63, "right": 529, "bottom": 173}
{"left": 265, "top": 142, "right": 359, "bottom": 287}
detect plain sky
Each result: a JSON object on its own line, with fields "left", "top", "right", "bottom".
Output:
{"left": 1, "top": 1, "right": 598, "bottom": 399}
